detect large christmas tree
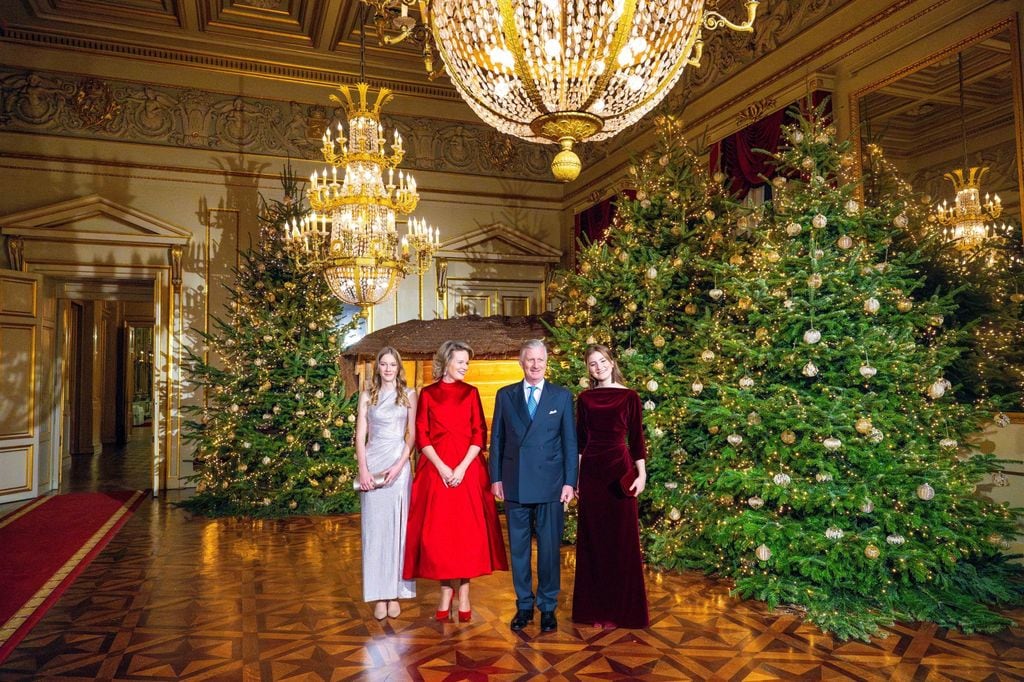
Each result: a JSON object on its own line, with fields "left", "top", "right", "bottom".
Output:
{"left": 182, "top": 169, "right": 359, "bottom": 517}
{"left": 550, "top": 113, "right": 1023, "bottom": 639}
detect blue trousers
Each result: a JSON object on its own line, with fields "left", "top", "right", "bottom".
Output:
{"left": 504, "top": 499, "right": 564, "bottom": 612}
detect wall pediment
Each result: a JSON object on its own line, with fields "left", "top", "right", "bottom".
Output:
{"left": 438, "top": 223, "right": 561, "bottom": 264}
{"left": 0, "top": 195, "right": 190, "bottom": 246}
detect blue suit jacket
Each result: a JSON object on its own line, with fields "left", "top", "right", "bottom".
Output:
{"left": 490, "top": 381, "right": 579, "bottom": 504}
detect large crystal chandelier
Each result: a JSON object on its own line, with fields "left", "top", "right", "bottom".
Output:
{"left": 363, "top": 0, "right": 760, "bottom": 182}
{"left": 931, "top": 52, "right": 1005, "bottom": 251}
{"left": 288, "top": 82, "right": 439, "bottom": 308}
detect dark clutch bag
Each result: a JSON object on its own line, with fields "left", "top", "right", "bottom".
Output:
{"left": 619, "top": 465, "right": 638, "bottom": 497}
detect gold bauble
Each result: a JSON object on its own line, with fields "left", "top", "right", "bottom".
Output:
{"left": 627, "top": 301, "right": 638, "bottom": 312}
{"left": 580, "top": 262, "right": 592, "bottom": 274}
{"left": 672, "top": 257, "right": 683, "bottom": 267}
{"left": 708, "top": 425, "right": 720, "bottom": 434}
{"left": 781, "top": 430, "right": 797, "bottom": 444}
{"left": 288, "top": 500, "right": 298, "bottom": 510}
{"left": 551, "top": 145, "right": 582, "bottom": 182}
{"left": 765, "top": 250, "right": 781, "bottom": 263}
{"left": 1010, "top": 293, "right": 1024, "bottom": 303}
{"left": 737, "top": 297, "right": 752, "bottom": 311}
{"left": 897, "top": 299, "right": 913, "bottom": 313}
{"left": 566, "top": 315, "right": 577, "bottom": 325}
{"left": 684, "top": 303, "right": 698, "bottom": 315}
{"left": 618, "top": 251, "right": 629, "bottom": 263}
{"left": 755, "top": 327, "right": 769, "bottom": 340}
{"left": 653, "top": 335, "right": 666, "bottom": 348}
{"left": 652, "top": 360, "right": 665, "bottom": 372}
{"left": 864, "top": 544, "right": 880, "bottom": 559}
{"left": 729, "top": 254, "right": 745, "bottom": 265}
{"left": 710, "top": 231, "right": 724, "bottom": 244}
{"left": 855, "top": 418, "right": 873, "bottom": 435}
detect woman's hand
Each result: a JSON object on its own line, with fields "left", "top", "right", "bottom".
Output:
{"left": 382, "top": 460, "right": 406, "bottom": 486}
{"left": 629, "top": 470, "right": 647, "bottom": 497}
{"left": 448, "top": 462, "right": 468, "bottom": 488}
{"left": 435, "top": 462, "right": 454, "bottom": 485}
{"left": 358, "top": 468, "right": 376, "bottom": 492}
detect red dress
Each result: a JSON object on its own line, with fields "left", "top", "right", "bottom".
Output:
{"left": 402, "top": 380, "right": 508, "bottom": 580}
{"left": 572, "top": 387, "right": 649, "bottom": 628}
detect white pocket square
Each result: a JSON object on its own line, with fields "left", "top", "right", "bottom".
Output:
{"left": 548, "top": 410, "right": 558, "bottom": 414}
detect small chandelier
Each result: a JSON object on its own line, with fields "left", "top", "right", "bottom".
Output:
{"left": 363, "top": 0, "right": 760, "bottom": 182}
{"left": 931, "top": 52, "right": 1005, "bottom": 251}
{"left": 287, "top": 82, "right": 439, "bottom": 308}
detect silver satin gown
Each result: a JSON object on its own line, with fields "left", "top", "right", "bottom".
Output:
{"left": 360, "top": 388, "right": 417, "bottom": 602}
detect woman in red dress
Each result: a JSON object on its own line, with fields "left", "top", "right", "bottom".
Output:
{"left": 403, "top": 340, "right": 508, "bottom": 622}
{"left": 572, "top": 344, "right": 649, "bottom": 629}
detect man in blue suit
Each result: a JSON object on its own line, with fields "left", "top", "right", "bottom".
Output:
{"left": 490, "top": 339, "right": 578, "bottom": 633}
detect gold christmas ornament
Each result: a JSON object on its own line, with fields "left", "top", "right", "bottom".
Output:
{"left": 860, "top": 499, "right": 874, "bottom": 513}
{"left": 668, "top": 507, "right": 682, "bottom": 522}
{"left": 781, "top": 430, "right": 797, "bottom": 444}
{"left": 652, "top": 360, "right": 665, "bottom": 372}
{"left": 855, "top": 418, "right": 873, "bottom": 435}
{"left": 802, "top": 361, "right": 819, "bottom": 377}
{"left": 653, "top": 335, "right": 666, "bottom": 348}
{"left": 755, "top": 327, "right": 769, "bottom": 340}
{"left": 812, "top": 214, "right": 828, "bottom": 229}
{"left": 837, "top": 235, "right": 854, "bottom": 250}
{"left": 691, "top": 380, "right": 704, "bottom": 395}
{"left": 739, "top": 376, "right": 754, "bottom": 389}
{"left": 916, "top": 482, "right": 935, "bottom": 500}
{"left": 1010, "top": 293, "right": 1024, "bottom": 303}
{"left": 927, "top": 379, "right": 947, "bottom": 399}
{"left": 886, "top": 533, "right": 905, "bottom": 545}
{"left": 727, "top": 433, "right": 743, "bottom": 446}
{"left": 700, "top": 349, "right": 715, "bottom": 362}
{"left": 684, "top": 303, "right": 698, "bottom": 315}
{"left": 748, "top": 496, "right": 764, "bottom": 509}
{"left": 765, "top": 250, "right": 781, "bottom": 263}
{"left": 864, "top": 544, "right": 880, "bottom": 559}
{"left": 729, "top": 254, "right": 745, "bottom": 265}
{"left": 863, "top": 297, "right": 880, "bottom": 314}
{"left": 859, "top": 364, "right": 877, "bottom": 379}
{"left": 785, "top": 222, "right": 802, "bottom": 237}
{"left": 803, "top": 329, "right": 821, "bottom": 344}
{"left": 708, "top": 425, "right": 720, "bottom": 434}
{"left": 709, "top": 287, "right": 725, "bottom": 300}
{"left": 773, "top": 472, "right": 791, "bottom": 486}
{"left": 627, "top": 301, "right": 638, "bottom": 312}
{"left": 807, "top": 273, "right": 823, "bottom": 289}
{"left": 755, "top": 544, "right": 772, "bottom": 561}
{"left": 897, "top": 299, "right": 914, "bottom": 313}
{"left": 737, "top": 297, "right": 752, "bottom": 311}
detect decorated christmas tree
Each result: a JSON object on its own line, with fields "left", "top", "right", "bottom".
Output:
{"left": 182, "top": 169, "right": 359, "bottom": 517}
{"left": 550, "top": 111, "right": 1023, "bottom": 639}
{"left": 548, "top": 115, "right": 752, "bottom": 539}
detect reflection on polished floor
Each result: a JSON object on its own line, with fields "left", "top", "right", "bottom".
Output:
{"left": 0, "top": 493, "right": 1022, "bottom": 681}
{"left": 61, "top": 426, "right": 154, "bottom": 494}
{"left": 2, "top": 431, "right": 1022, "bottom": 679}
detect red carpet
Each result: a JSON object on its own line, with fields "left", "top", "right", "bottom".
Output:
{"left": 0, "top": 490, "right": 145, "bottom": 663}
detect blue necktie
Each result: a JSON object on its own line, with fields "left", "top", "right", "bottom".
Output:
{"left": 527, "top": 385, "right": 538, "bottom": 420}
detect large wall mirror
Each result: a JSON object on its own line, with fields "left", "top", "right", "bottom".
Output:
{"left": 852, "top": 19, "right": 1023, "bottom": 234}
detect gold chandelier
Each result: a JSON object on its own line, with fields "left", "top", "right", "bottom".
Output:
{"left": 288, "top": 82, "right": 439, "bottom": 308}
{"left": 934, "top": 167, "right": 1003, "bottom": 251}
{"left": 363, "top": 0, "right": 760, "bottom": 182}
{"left": 931, "top": 52, "right": 1005, "bottom": 251}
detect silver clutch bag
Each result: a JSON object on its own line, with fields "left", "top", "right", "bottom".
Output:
{"left": 352, "top": 472, "right": 388, "bottom": 490}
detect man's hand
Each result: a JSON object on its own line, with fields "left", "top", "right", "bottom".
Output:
{"left": 491, "top": 481, "right": 504, "bottom": 501}
{"left": 559, "top": 484, "right": 575, "bottom": 503}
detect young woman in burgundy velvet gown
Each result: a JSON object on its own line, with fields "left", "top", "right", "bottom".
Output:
{"left": 402, "top": 340, "right": 508, "bottom": 622}
{"left": 571, "top": 344, "right": 650, "bottom": 629}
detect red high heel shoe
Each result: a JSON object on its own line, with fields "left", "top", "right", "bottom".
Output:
{"left": 457, "top": 609, "right": 472, "bottom": 623}
{"left": 434, "top": 607, "right": 452, "bottom": 622}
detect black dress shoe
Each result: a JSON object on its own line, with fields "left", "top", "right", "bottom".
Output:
{"left": 540, "top": 611, "right": 557, "bottom": 632}
{"left": 510, "top": 609, "right": 533, "bottom": 631}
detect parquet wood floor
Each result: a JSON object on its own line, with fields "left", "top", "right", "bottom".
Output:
{"left": 0, "top": 498, "right": 1021, "bottom": 681}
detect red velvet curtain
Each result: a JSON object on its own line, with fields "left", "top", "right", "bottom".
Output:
{"left": 574, "top": 189, "right": 637, "bottom": 248}
{"left": 710, "top": 92, "right": 833, "bottom": 199}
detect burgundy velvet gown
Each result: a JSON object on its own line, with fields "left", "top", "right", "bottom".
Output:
{"left": 571, "top": 387, "right": 649, "bottom": 628}
{"left": 402, "top": 380, "right": 508, "bottom": 580}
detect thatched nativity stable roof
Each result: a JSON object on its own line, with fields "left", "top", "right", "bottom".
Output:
{"left": 342, "top": 314, "right": 554, "bottom": 361}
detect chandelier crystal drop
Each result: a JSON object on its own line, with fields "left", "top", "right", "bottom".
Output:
{"left": 289, "top": 82, "right": 440, "bottom": 308}
{"left": 368, "top": 0, "right": 760, "bottom": 181}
